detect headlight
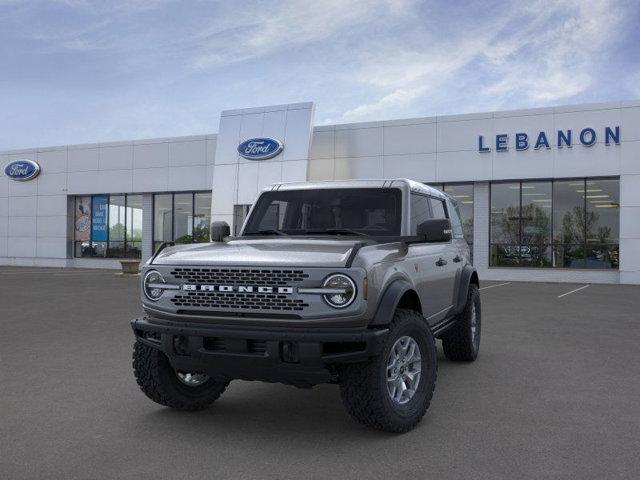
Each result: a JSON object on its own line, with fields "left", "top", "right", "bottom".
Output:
{"left": 322, "top": 274, "right": 356, "bottom": 308}
{"left": 143, "top": 270, "right": 166, "bottom": 301}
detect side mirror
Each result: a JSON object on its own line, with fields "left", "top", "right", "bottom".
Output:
{"left": 210, "top": 221, "right": 230, "bottom": 242}
{"left": 417, "top": 219, "right": 452, "bottom": 242}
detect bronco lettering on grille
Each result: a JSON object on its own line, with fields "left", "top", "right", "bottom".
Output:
{"left": 182, "top": 285, "right": 294, "bottom": 294}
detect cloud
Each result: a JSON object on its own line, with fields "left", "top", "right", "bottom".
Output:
{"left": 0, "top": 0, "right": 635, "bottom": 149}
{"left": 190, "top": 0, "right": 415, "bottom": 70}
{"left": 481, "top": 0, "right": 622, "bottom": 104}
{"left": 334, "top": 0, "right": 627, "bottom": 122}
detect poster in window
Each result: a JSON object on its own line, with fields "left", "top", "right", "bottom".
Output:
{"left": 91, "top": 195, "right": 108, "bottom": 242}
{"left": 74, "top": 196, "right": 91, "bottom": 241}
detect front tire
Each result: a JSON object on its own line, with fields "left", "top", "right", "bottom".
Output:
{"left": 442, "top": 283, "right": 481, "bottom": 362}
{"left": 339, "top": 309, "right": 437, "bottom": 433}
{"left": 132, "top": 341, "right": 228, "bottom": 411}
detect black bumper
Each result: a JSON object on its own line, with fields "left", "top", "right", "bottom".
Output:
{"left": 131, "top": 317, "right": 389, "bottom": 387}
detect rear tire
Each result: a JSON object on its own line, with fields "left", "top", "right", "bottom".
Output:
{"left": 339, "top": 309, "right": 437, "bottom": 433}
{"left": 442, "top": 284, "right": 481, "bottom": 362}
{"left": 132, "top": 340, "right": 228, "bottom": 411}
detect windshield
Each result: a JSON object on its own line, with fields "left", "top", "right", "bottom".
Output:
{"left": 242, "top": 188, "right": 402, "bottom": 236}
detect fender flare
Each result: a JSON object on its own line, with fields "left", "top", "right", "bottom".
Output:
{"left": 370, "top": 279, "right": 416, "bottom": 326}
{"left": 453, "top": 265, "right": 479, "bottom": 315}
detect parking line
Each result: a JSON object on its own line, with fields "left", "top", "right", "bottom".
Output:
{"left": 557, "top": 284, "right": 590, "bottom": 298}
{"left": 479, "top": 282, "right": 511, "bottom": 291}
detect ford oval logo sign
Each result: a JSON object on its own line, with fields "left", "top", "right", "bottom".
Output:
{"left": 4, "top": 159, "right": 41, "bottom": 181}
{"left": 237, "top": 137, "right": 283, "bottom": 160}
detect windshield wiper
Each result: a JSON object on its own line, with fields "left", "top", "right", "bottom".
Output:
{"left": 303, "top": 228, "right": 367, "bottom": 237}
{"left": 244, "top": 229, "right": 288, "bottom": 236}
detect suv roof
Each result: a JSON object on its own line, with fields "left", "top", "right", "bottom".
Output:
{"left": 266, "top": 178, "right": 447, "bottom": 199}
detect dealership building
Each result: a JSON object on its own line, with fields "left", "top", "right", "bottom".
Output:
{"left": 1, "top": 100, "right": 639, "bottom": 284}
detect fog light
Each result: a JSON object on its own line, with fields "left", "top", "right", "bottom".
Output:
{"left": 281, "top": 341, "right": 299, "bottom": 363}
{"left": 173, "top": 335, "right": 190, "bottom": 356}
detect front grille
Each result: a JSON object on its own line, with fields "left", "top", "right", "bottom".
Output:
{"left": 170, "top": 268, "right": 309, "bottom": 286}
{"left": 170, "top": 291, "right": 309, "bottom": 311}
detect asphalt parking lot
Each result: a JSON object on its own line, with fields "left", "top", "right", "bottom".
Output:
{"left": 1, "top": 268, "right": 639, "bottom": 480}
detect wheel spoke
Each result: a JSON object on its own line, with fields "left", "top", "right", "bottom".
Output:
{"left": 394, "top": 377, "right": 407, "bottom": 402}
{"left": 385, "top": 335, "right": 423, "bottom": 405}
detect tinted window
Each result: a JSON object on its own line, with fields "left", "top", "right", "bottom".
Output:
{"left": 244, "top": 188, "right": 402, "bottom": 236}
{"left": 410, "top": 193, "right": 432, "bottom": 235}
{"left": 429, "top": 198, "right": 447, "bottom": 220}
{"left": 446, "top": 198, "right": 464, "bottom": 239}
{"left": 443, "top": 183, "right": 473, "bottom": 244}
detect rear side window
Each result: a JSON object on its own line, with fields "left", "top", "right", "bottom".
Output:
{"left": 430, "top": 198, "right": 447, "bottom": 220}
{"left": 446, "top": 198, "right": 464, "bottom": 238}
{"left": 410, "top": 193, "right": 432, "bottom": 234}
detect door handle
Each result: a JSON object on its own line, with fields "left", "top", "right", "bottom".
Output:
{"left": 453, "top": 255, "right": 462, "bottom": 263}
{"left": 435, "top": 258, "right": 447, "bottom": 267}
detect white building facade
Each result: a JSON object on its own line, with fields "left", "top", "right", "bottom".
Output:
{"left": 1, "top": 100, "right": 639, "bottom": 284}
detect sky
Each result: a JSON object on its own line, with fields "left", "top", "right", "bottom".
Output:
{"left": 1, "top": 0, "right": 639, "bottom": 150}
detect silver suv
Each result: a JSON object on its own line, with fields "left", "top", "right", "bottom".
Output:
{"left": 131, "top": 179, "right": 481, "bottom": 433}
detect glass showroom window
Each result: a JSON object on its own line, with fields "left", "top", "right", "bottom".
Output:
{"left": 553, "top": 179, "right": 619, "bottom": 269}
{"left": 152, "top": 192, "right": 212, "bottom": 251}
{"left": 490, "top": 178, "right": 619, "bottom": 269}
{"left": 74, "top": 194, "right": 143, "bottom": 259}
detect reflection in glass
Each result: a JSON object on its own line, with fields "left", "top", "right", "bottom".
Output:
{"left": 233, "top": 204, "right": 252, "bottom": 235}
{"left": 108, "top": 195, "right": 126, "bottom": 257}
{"left": 490, "top": 178, "right": 620, "bottom": 270}
{"left": 410, "top": 194, "right": 431, "bottom": 235}
{"left": 443, "top": 183, "right": 474, "bottom": 245}
{"left": 74, "top": 196, "right": 92, "bottom": 257}
{"left": 154, "top": 194, "right": 172, "bottom": 251}
{"left": 520, "top": 181, "right": 552, "bottom": 267}
{"left": 194, "top": 193, "right": 212, "bottom": 242}
{"left": 553, "top": 180, "right": 586, "bottom": 246}
{"left": 586, "top": 179, "right": 619, "bottom": 244}
{"left": 126, "top": 194, "right": 143, "bottom": 258}
{"left": 174, "top": 193, "right": 193, "bottom": 243}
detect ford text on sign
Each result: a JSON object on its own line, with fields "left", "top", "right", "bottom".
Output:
{"left": 237, "top": 138, "right": 283, "bottom": 160}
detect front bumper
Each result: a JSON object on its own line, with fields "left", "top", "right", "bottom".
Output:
{"left": 131, "top": 316, "right": 389, "bottom": 387}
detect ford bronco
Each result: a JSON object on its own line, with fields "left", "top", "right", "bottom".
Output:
{"left": 131, "top": 179, "right": 480, "bottom": 432}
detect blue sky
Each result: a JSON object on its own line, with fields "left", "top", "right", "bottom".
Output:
{"left": 1, "top": 0, "right": 639, "bottom": 150}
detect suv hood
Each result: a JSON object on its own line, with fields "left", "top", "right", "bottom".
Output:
{"left": 151, "top": 238, "right": 364, "bottom": 268}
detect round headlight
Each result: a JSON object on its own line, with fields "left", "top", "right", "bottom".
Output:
{"left": 143, "top": 270, "right": 165, "bottom": 301}
{"left": 322, "top": 274, "right": 356, "bottom": 308}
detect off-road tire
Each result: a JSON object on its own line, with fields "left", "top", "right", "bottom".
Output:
{"left": 339, "top": 309, "right": 437, "bottom": 433}
{"left": 442, "top": 284, "right": 481, "bottom": 362}
{"left": 132, "top": 340, "right": 228, "bottom": 411}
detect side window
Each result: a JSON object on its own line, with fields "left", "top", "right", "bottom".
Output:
{"left": 430, "top": 197, "right": 447, "bottom": 220}
{"left": 446, "top": 198, "right": 464, "bottom": 238}
{"left": 410, "top": 193, "right": 432, "bottom": 234}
